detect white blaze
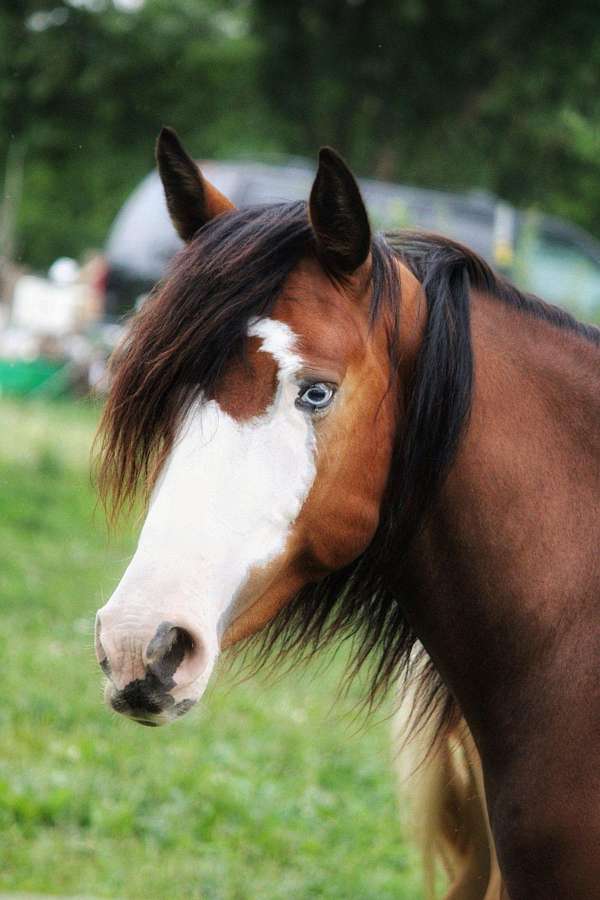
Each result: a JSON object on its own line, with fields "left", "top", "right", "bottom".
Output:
{"left": 98, "top": 318, "right": 317, "bottom": 704}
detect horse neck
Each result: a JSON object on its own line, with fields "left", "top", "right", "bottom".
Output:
{"left": 401, "top": 289, "right": 600, "bottom": 753}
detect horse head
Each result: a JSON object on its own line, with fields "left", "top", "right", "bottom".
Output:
{"left": 94, "top": 127, "right": 422, "bottom": 726}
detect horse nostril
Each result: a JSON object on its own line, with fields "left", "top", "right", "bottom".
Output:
{"left": 144, "top": 622, "right": 201, "bottom": 687}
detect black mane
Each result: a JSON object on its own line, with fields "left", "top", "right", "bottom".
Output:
{"left": 391, "top": 230, "right": 600, "bottom": 348}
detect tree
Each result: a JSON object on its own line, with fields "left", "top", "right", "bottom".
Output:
{"left": 3, "top": 0, "right": 600, "bottom": 269}
{"left": 251, "top": 0, "right": 600, "bottom": 235}
{"left": 0, "top": 0, "right": 270, "bottom": 269}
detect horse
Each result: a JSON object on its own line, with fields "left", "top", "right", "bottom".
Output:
{"left": 94, "top": 126, "right": 600, "bottom": 899}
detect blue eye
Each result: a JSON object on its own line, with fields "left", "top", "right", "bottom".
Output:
{"left": 296, "top": 382, "right": 336, "bottom": 413}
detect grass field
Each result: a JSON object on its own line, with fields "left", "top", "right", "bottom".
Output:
{"left": 0, "top": 398, "right": 424, "bottom": 899}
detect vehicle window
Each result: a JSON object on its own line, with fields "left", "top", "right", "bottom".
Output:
{"left": 518, "top": 228, "right": 600, "bottom": 318}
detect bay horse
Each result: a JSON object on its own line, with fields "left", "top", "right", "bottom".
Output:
{"left": 95, "top": 127, "right": 600, "bottom": 899}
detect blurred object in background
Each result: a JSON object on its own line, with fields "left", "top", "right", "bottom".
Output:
{"left": 0, "top": 252, "right": 107, "bottom": 398}
{"left": 13, "top": 259, "right": 86, "bottom": 337}
{"left": 101, "top": 159, "right": 600, "bottom": 324}
{"left": 514, "top": 213, "right": 600, "bottom": 317}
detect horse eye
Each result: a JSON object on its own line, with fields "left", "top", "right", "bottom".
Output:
{"left": 296, "top": 382, "right": 336, "bottom": 413}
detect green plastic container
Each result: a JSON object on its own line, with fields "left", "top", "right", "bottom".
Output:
{"left": 0, "top": 359, "right": 67, "bottom": 396}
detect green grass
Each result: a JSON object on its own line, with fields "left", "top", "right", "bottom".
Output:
{"left": 0, "top": 398, "right": 423, "bottom": 899}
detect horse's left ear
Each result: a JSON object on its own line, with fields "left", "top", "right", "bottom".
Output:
{"left": 309, "top": 147, "right": 371, "bottom": 276}
{"left": 156, "top": 126, "right": 235, "bottom": 241}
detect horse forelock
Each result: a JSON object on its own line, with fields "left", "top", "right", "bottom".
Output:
{"left": 96, "top": 202, "right": 311, "bottom": 517}
{"left": 95, "top": 202, "right": 400, "bottom": 518}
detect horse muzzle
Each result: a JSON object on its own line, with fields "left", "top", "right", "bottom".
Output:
{"left": 95, "top": 611, "right": 211, "bottom": 727}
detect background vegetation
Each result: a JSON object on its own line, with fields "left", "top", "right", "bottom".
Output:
{"left": 2, "top": 1, "right": 600, "bottom": 269}
{"left": 0, "top": 399, "right": 423, "bottom": 898}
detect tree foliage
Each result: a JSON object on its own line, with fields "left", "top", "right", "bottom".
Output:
{"left": 1, "top": 0, "right": 269, "bottom": 268}
{"left": 2, "top": 0, "right": 600, "bottom": 269}
{"left": 252, "top": 0, "right": 600, "bottom": 232}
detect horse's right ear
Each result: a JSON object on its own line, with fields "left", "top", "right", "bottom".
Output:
{"left": 156, "top": 126, "right": 235, "bottom": 242}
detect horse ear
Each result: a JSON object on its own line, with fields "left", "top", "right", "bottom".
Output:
{"left": 156, "top": 126, "right": 235, "bottom": 242}
{"left": 309, "top": 147, "right": 371, "bottom": 275}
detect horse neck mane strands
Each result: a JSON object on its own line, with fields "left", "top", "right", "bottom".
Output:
{"left": 96, "top": 200, "right": 600, "bottom": 735}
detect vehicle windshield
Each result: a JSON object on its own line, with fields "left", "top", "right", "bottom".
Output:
{"left": 518, "top": 226, "right": 600, "bottom": 320}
